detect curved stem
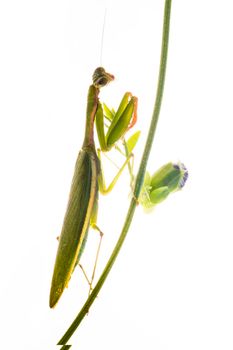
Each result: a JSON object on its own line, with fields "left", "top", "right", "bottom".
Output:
{"left": 58, "top": 0, "right": 172, "bottom": 345}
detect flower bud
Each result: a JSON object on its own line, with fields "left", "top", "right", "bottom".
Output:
{"left": 139, "top": 162, "right": 188, "bottom": 209}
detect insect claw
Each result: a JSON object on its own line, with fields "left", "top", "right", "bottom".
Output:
{"left": 132, "top": 193, "right": 139, "bottom": 205}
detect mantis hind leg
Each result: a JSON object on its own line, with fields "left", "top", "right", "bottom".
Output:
{"left": 78, "top": 198, "right": 104, "bottom": 296}
{"left": 87, "top": 224, "right": 103, "bottom": 296}
{"left": 88, "top": 199, "right": 104, "bottom": 296}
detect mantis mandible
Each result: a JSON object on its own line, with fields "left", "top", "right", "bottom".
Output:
{"left": 49, "top": 67, "right": 138, "bottom": 308}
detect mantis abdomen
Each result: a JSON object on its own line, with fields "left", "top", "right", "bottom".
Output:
{"left": 49, "top": 147, "right": 99, "bottom": 308}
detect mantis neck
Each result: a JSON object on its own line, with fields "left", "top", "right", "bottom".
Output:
{"left": 83, "top": 85, "right": 99, "bottom": 148}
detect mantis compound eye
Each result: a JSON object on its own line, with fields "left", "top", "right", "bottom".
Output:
{"left": 92, "top": 67, "right": 115, "bottom": 88}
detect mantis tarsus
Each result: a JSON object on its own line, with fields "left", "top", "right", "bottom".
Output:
{"left": 49, "top": 67, "right": 138, "bottom": 308}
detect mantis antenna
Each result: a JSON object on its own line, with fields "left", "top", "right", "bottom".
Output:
{"left": 100, "top": 8, "right": 107, "bottom": 66}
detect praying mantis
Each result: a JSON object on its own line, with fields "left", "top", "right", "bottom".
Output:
{"left": 52, "top": 3, "right": 189, "bottom": 346}
{"left": 49, "top": 67, "right": 138, "bottom": 308}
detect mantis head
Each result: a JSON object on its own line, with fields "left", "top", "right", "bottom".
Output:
{"left": 93, "top": 67, "right": 115, "bottom": 88}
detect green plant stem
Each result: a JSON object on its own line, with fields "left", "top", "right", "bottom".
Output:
{"left": 58, "top": 0, "right": 172, "bottom": 345}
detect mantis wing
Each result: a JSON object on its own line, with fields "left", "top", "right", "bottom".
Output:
{"left": 49, "top": 147, "right": 99, "bottom": 308}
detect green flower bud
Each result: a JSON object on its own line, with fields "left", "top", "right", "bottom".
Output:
{"left": 139, "top": 162, "right": 188, "bottom": 209}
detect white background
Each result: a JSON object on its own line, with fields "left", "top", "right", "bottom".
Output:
{"left": 0, "top": 0, "right": 233, "bottom": 349}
